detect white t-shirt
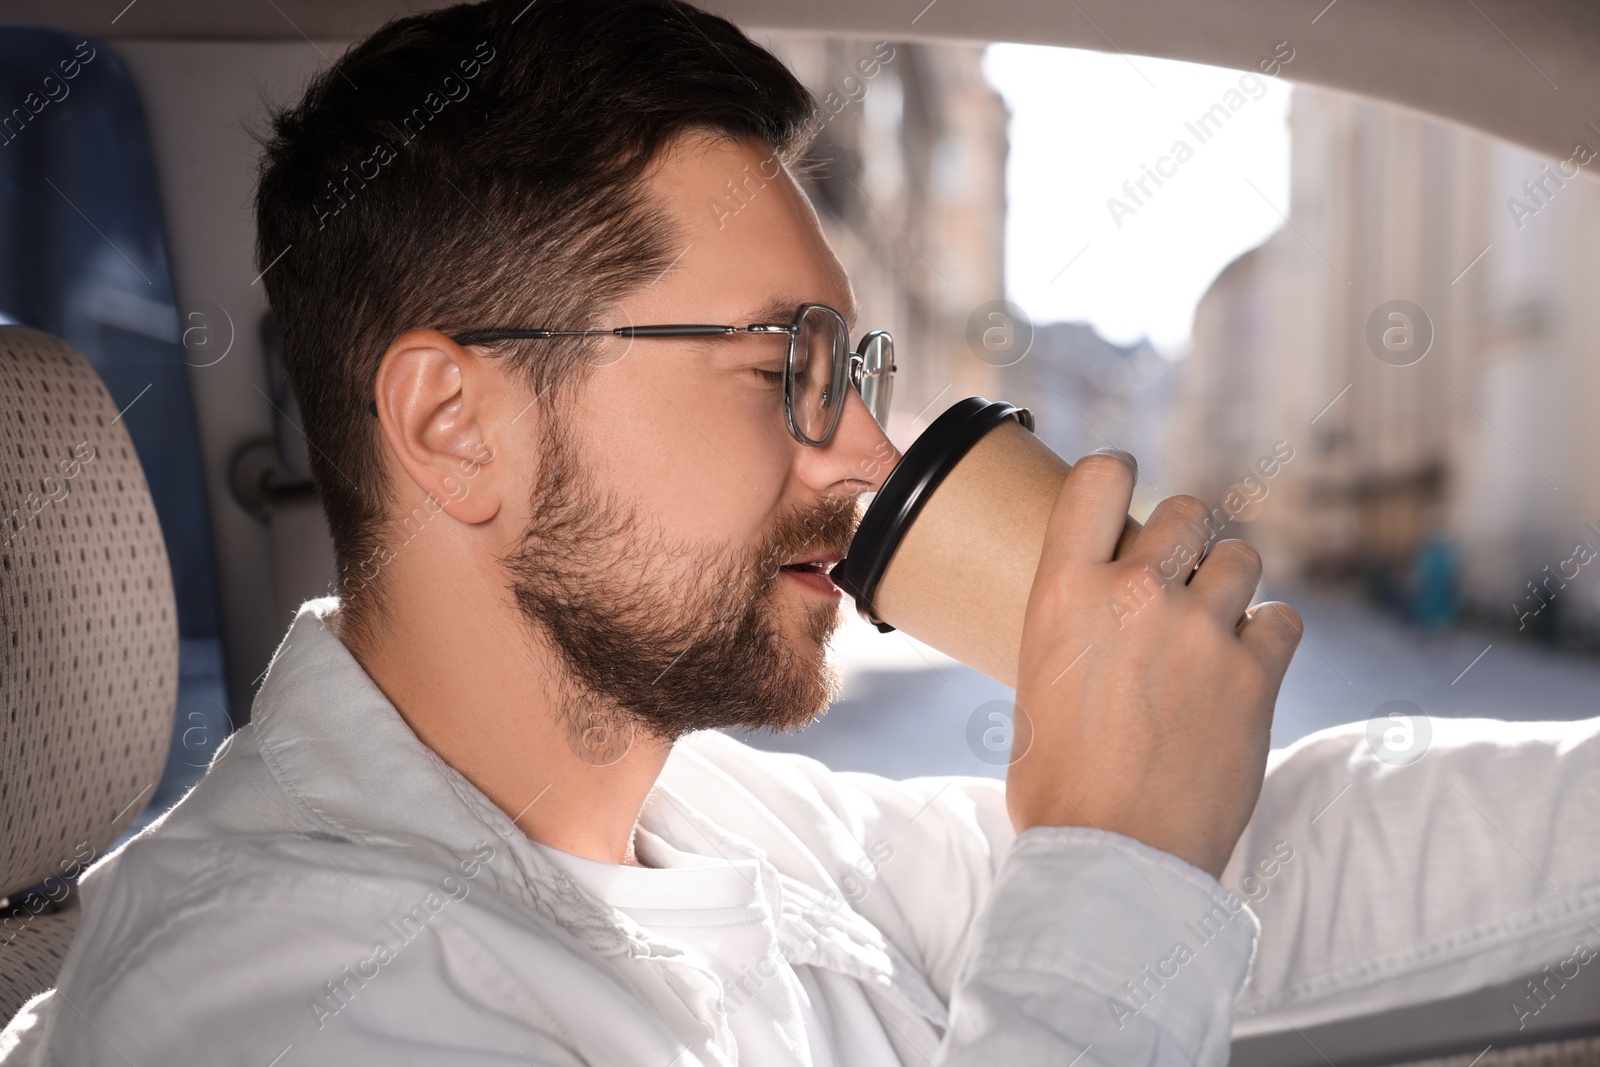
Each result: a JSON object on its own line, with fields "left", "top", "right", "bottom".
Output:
{"left": 534, "top": 827, "right": 902, "bottom": 1066}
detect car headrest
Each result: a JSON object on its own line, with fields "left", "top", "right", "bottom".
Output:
{"left": 0, "top": 326, "right": 177, "bottom": 898}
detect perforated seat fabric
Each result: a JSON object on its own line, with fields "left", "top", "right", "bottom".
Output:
{"left": 0, "top": 326, "right": 177, "bottom": 1017}
{"left": 0, "top": 898, "right": 79, "bottom": 1023}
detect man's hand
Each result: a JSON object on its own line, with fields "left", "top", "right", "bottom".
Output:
{"left": 1006, "top": 450, "right": 1302, "bottom": 880}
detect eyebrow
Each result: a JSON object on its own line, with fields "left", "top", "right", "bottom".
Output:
{"left": 744, "top": 296, "right": 861, "bottom": 331}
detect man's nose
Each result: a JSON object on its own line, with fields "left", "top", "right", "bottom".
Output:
{"left": 796, "top": 388, "right": 900, "bottom": 496}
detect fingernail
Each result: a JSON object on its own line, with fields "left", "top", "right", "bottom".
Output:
{"left": 1089, "top": 447, "right": 1138, "bottom": 481}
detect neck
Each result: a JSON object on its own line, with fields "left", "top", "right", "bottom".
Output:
{"left": 340, "top": 556, "right": 671, "bottom": 867}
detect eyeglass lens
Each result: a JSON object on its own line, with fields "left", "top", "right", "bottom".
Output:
{"left": 792, "top": 305, "right": 851, "bottom": 444}
{"left": 855, "top": 331, "right": 893, "bottom": 428}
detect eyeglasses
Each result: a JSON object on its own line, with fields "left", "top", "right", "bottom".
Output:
{"left": 448, "top": 303, "right": 895, "bottom": 448}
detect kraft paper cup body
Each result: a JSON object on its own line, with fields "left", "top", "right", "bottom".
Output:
{"left": 874, "top": 418, "right": 1066, "bottom": 687}
{"left": 834, "top": 398, "right": 1139, "bottom": 689}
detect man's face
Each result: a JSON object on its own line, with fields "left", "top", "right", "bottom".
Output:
{"left": 500, "top": 136, "right": 895, "bottom": 758}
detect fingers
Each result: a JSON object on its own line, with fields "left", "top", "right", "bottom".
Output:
{"left": 1037, "top": 449, "right": 1139, "bottom": 572}
{"left": 1111, "top": 514, "right": 1143, "bottom": 560}
{"left": 1188, "top": 539, "right": 1262, "bottom": 622}
{"left": 1127, "top": 494, "right": 1214, "bottom": 584}
{"left": 1238, "top": 600, "right": 1304, "bottom": 685}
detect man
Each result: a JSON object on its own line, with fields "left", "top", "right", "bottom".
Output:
{"left": 5, "top": 0, "right": 1599, "bottom": 1064}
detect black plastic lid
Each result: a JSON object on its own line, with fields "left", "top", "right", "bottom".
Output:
{"left": 830, "top": 397, "right": 1035, "bottom": 632}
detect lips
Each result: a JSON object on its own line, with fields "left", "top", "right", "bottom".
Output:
{"left": 776, "top": 552, "right": 847, "bottom": 600}
{"left": 778, "top": 554, "right": 844, "bottom": 574}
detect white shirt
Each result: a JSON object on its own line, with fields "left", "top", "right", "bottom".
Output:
{"left": 6, "top": 596, "right": 1600, "bottom": 1065}
{"left": 536, "top": 827, "right": 902, "bottom": 1065}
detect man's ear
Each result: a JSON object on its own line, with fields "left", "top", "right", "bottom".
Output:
{"left": 372, "top": 329, "right": 505, "bottom": 524}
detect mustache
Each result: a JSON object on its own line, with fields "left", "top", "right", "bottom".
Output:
{"left": 752, "top": 495, "right": 861, "bottom": 584}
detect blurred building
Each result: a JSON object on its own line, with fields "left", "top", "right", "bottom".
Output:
{"left": 765, "top": 37, "right": 1010, "bottom": 445}
{"left": 1003, "top": 321, "right": 1175, "bottom": 515}
{"left": 1168, "top": 83, "right": 1600, "bottom": 641}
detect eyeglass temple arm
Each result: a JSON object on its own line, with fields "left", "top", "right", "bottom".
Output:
{"left": 452, "top": 325, "right": 756, "bottom": 345}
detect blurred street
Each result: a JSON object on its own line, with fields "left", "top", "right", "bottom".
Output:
{"left": 736, "top": 588, "right": 1600, "bottom": 780}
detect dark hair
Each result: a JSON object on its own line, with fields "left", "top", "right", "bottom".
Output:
{"left": 254, "top": 0, "right": 814, "bottom": 632}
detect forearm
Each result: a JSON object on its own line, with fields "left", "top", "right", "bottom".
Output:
{"left": 1229, "top": 716, "right": 1600, "bottom": 1035}
{"left": 938, "top": 826, "right": 1258, "bottom": 1066}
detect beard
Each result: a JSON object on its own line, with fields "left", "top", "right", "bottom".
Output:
{"left": 502, "top": 416, "right": 860, "bottom": 764}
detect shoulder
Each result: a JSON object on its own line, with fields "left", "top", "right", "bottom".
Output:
{"left": 46, "top": 833, "right": 529, "bottom": 1065}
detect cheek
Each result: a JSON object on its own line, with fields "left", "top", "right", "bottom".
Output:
{"left": 580, "top": 363, "right": 790, "bottom": 545}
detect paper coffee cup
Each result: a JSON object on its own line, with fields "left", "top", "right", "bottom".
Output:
{"left": 831, "top": 397, "right": 1139, "bottom": 688}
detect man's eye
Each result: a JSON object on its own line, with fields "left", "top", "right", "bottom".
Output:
{"left": 752, "top": 368, "right": 785, "bottom": 386}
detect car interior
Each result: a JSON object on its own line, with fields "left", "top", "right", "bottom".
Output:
{"left": 2, "top": 0, "right": 1599, "bottom": 1063}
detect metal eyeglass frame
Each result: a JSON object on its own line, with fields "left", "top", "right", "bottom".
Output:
{"left": 444, "top": 302, "right": 895, "bottom": 448}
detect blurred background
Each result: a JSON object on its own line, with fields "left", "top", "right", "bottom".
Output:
{"left": 5, "top": 26, "right": 1597, "bottom": 805}
{"left": 5, "top": 18, "right": 1596, "bottom": 1062}
{"left": 737, "top": 34, "right": 1600, "bottom": 778}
